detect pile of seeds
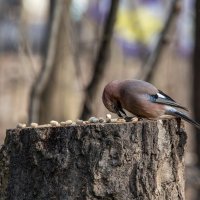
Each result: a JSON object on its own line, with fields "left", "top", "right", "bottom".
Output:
{"left": 16, "top": 114, "right": 138, "bottom": 129}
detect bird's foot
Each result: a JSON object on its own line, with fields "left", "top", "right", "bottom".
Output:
{"left": 118, "top": 116, "right": 141, "bottom": 123}
{"left": 124, "top": 116, "right": 141, "bottom": 122}
{"left": 124, "top": 116, "right": 133, "bottom": 122}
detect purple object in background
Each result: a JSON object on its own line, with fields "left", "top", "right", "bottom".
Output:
{"left": 177, "top": 0, "right": 194, "bottom": 57}
{"left": 116, "top": 37, "right": 149, "bottom": 57}
{"left": 88, "top": 0, "right": 111, "bottom": 23}
{"left": 87, "top": 0, "right": 193, "bottom": 58}
{"left": 140, "top": 0, "right": 160, "bottom": 4}
{"left": 115, "top": 0, "right": 164, "bottom": 58}
{"left": 88, "top": 0, "right": 156, "bottom": 57}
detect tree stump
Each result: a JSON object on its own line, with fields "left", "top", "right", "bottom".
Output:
{"left": 0, "top": 118, "right": 187, "bottom": 200}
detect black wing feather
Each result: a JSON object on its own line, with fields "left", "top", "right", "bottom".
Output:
{"left": 158, "top": 90, "right": 176, "bottom": 102}
{"left": 150, "top": 91, "right": 189, "bottom": 112}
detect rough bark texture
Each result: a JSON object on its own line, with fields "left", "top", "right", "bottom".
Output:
{"left": 0, "top": 119, "right": 186, "bottom": 200}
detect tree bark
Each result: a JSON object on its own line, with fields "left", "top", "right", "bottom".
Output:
{"left": 194, "top": 0, "right": 200, "bottom": 163}
{"left": 0, "top": 118, "right": 186, "bottom": 200}
{"left": 193, "top": 1, "right": 200, "bottom": 199}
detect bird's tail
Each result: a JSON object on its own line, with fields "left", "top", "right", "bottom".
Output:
{"left": 166, "top": 109, "right": 200, "bottom": 129}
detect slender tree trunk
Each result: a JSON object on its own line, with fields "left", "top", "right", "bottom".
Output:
{"left": 193, "top": 0, "right": 200, "bottom": 159}
{"left": 29, "top": 0, "right": 77, "bottom": 124}
{"left": 80, "top": 0, "right": 119, "bottom": 120}
{"left": 0, "top": 118, "right": 186, "bottom": 199}
{"left": 193, "top": 0, "right": 200, "bottom": 198}
{"left": 38, "top": 0, "right": 79, "bottom": 123}
{"left": 138, "top": 0, "right": 179, "bottom": 81}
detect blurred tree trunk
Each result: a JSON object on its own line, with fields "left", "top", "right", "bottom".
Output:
{"left": 40, "top": 0, "right": 56, "bottom": 57}
{"left": 194, "top": 2, "right": 200, "bottom": 156}
{"left": 38, "top": 0, "right": 72, "bottom": 123}
{"left": 193, "top": 0, "right": 200, "bottom": 185}
{"left": 80, "top": 0, "right": 119, "bottom": 120}
{"left": 139, "top": 0, "right": 179, "bottom": 82}
{"left": 29, "top": 0, "right": 80, "bottom": 124}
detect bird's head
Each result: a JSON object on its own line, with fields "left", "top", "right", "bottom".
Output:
{"left": 102, "top": 80, "right": 120, "bottom": 113}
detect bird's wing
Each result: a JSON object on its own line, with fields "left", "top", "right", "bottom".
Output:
{"left": 149, "top": 90, "right": 189, "bottom": 111}
{"left": 158, "top": 90, "right": 176, "bottom": 102}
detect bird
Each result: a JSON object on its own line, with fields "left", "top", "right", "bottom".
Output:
{"left": 102, "top": 79, "right": 200, "bottom": 129}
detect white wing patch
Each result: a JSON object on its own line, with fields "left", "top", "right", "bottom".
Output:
{"left": 165, "top": 105, "right": 176, "bottom": 112}
{"left": 157, "top": 93, "right": 166, "bottom": 99}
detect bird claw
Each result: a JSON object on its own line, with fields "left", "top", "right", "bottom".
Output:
{"left": 124, "top": 116, "right": 141, "bottom": 122}
{"left": 124, "top": 117, "right": 133, "bottom": 122}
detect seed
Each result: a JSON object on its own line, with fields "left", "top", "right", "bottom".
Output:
{"left": 65, "top": 120, "right": 73, "bottom": 125}
{"left": 88, "top": 117, "right": 99, "bottom": 123}
{"left": 50, "top": 120, "right": 60, "bottom": 126}
{"left": 111, "top": 118, "right": 117, "bottom": 123}
{"left": 76, "top": 119, "right": 84, "bottom": 125}
{"left": 17, "top": 123, "right": 26, "bottom": 128}
{"left": 38, "top": 124, "right": 51, "bottom": 128}
{"left": 131, "top": 117, "right": 138, "bottom": 123}
{"left": 60, "top": 121, "right": 67, "bottom": 126}
{"left": 93, "top": 118, "right": 99, "bottom": 123}
{"left": 106, "top": 114, "right": 112, "bottom": 123}
{"left": 106, "top": 114, "right": 112, "bottom": 119}
{"left": 117, "top": 118, "right": 126, "bottom": 123}
{"left": 30, "top": 123, "right": 38, "bottom": 128}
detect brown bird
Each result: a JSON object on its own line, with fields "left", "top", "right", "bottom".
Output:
{"left": 102, "top": 79, "right": 200, "bottom": 129}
